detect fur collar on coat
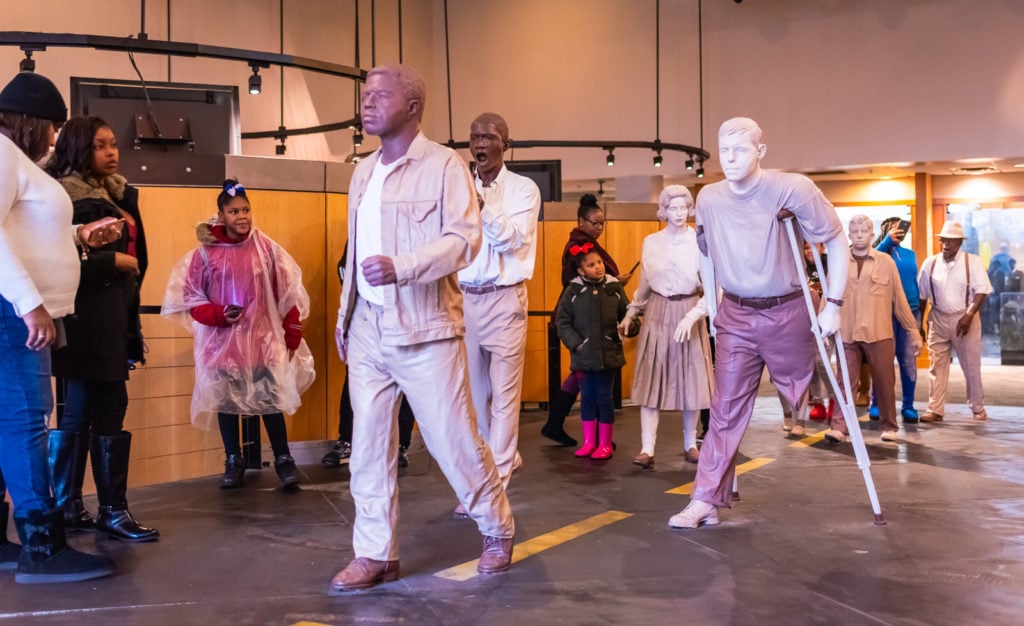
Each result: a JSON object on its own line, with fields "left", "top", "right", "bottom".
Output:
{"left": 58, "top": 172, "right": 127, "bottom": 204}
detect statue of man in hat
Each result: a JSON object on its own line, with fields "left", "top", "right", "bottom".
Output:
{"left": 917, "top": 220, "right": 992, "bottom": 422}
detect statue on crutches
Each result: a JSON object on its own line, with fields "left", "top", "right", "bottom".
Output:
{"left": 668, "top": 117, "right": 885, "bottom": 529}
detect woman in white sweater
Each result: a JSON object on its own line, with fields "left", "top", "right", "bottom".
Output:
{"left": 0, "top": 71, "right": 116, "bottom": 584}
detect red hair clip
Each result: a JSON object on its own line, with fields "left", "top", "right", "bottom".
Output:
{"left": 569, "top": 242, "right": 594, "bottom": 257}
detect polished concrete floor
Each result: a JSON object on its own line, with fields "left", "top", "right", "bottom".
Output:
{"left": 1, "top": 365, "right": 1022, "bottom": 625}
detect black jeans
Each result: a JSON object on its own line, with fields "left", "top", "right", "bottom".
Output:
{"left": 58, "top": 378, "right": 129, "bottom": 437}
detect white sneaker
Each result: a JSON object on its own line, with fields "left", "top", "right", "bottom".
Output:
{"left": 782, "top": 416, "right": 794, "bottom": 432}
{"left": 668, "top": 500, "right": 720, "bottom": 529}
{"left": 880, "top": 430, "right": 899, "bottom": 442}
{"left": 824, "top": 429, "right": 849, "bottom": 443}
{"left": 789, "top": 421, "right": 807, "bottom": 437}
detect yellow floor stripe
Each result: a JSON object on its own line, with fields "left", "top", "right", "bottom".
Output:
{"left": 664, "top": 457, "right": 775, "bottom": 495}
{"left": 788, "top": 430, "right": 827, "bottom": 448}
{"left": 433, "top": 510, "right": 633, "bottom": 582}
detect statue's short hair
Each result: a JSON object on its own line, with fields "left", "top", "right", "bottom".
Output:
{"left": 718, "top": 117, "right": 763, "bottom": 144}
{"left": 472, "top": 112, "right": 509, "bottom": 143}
{"left": 849, "top": 213, "right": 874, "bottom": 231}
{"left": 367, "top": 63, "right": 427, "bottom": 118}
{"left": 657, "top": 185, "right": 694, "bottom": 220}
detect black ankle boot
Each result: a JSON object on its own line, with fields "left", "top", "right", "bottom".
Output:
{"left": 13, "top": 508, "right": 114, "bottom": 584}
{"left": 274, "top": 454, "right": 300, "bottom": 489}
{"left": 220, "top": 453, "right": 246, "bottom": 488}
{"left": 1, "top": 501, "right": 21, "bottom": 571}
{"left": 48, "top": 430, "right": 95, "bottom": 531}
{"left": 541, "top": 390, "right": 578, "bottom": 446}
{"left": 91, "top": 432, "right": 159, "bottom": 542}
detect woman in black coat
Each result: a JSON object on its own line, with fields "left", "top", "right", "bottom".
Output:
{"left": 45, "top": 116, "right": 158, "bottom": 542}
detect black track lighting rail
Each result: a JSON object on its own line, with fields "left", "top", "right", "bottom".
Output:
{"left": 445, "top": 139, "right": 711, "bottom": 163}
{"left": 0, "top": 31, "right": 365, "bottom": 82}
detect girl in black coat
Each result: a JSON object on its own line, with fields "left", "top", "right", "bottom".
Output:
{"left": 556, "top": 246, "right": 636, "bottom": 460}
{"left": 45, "top": 116, "right": 158, "bottom": 542}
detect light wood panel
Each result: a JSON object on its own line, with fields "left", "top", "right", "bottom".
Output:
{"left": 325, "top": 193, "right": 349, "bottom": 442}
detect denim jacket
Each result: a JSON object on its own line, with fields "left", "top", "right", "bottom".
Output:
{"left": 336, "top": 132, "right": 481, "bottom": 356}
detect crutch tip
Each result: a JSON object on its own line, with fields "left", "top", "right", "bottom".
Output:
{"left": 873, "top": 513, "right": 887, "bottom": 526}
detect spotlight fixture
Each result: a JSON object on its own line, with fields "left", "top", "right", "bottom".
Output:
{"left": 695, "top": 157, "right": 705, "bottom": 178}
{"left": 248, "top": 62, "right": 263, "bottom": 95}
{"left": 685, "top": 154, "right": 694, "bottom": 171}
{"left": 606, "top": 148, "right": 615, "bottom": 167}
{"left": 275, "top": 131, "right": 286, "bottom": 155}
{"left": 352, "top": 127, "right": 363, "bottom": 148}
{"left": 653, "top": 150, "right": 663, "bottom": 168}
{"left": 19, "top": 50, "right": 35, "bottom": 73}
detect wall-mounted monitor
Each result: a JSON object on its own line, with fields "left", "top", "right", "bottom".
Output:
{"left": 507, "top": 159, "right": 562, "bottom": 203}
{"left": 70, "top": 77, "right": 241, "bottom": 156}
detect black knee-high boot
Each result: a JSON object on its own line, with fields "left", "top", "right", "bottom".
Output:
{"left": 91, "top": 432, "right": 159, "bottom": 542}
{"left": 541, "top": 390, "right": 578, "bottom": 446}
{"left": 48, "top": 430, "right": 95, "bottom": 531}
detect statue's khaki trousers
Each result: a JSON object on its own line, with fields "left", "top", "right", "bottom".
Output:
{"left": 926, "top": 308, "right": 985, "bottom": 416}
{"left": 462, "top": 283, "right": 529, "bottom": 490}
{"left": 346, "top": 297, "right": 514, "bottom": 561}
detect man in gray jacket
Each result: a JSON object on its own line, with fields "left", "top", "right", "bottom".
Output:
{"left": 331, "top": 63, "right": 514, "bottom": 593}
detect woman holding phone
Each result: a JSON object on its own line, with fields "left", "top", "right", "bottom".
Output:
{"left": 45, "top": 116, "right": 157, "bottom": 542}
{"left": 1, "top": 72, "right": 117, "bottom": 583}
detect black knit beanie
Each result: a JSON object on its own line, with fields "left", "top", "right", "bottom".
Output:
{"left": 0, "top": 72, "right": 68, "bottom": 123}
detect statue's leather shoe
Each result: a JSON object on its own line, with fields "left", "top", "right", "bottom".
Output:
{"left": 668, "top": 500, "right": 719, "bottom": 529}
{"left": 477, "top": 536, "right": 514, "bottom": 574}
{"left": 329, "top": 557, "right": 399, "bottom": 593}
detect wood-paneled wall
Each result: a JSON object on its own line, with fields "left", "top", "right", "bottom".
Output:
{"left": 93, "top": 186, "right": 661, "bottom": 489}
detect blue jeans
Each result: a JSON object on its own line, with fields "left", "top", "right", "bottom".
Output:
{"left": 579, "top": 369, "right": 616, "bottom": 424}
{"left": 0, "top": 298, "right": 54, "bottom": 516}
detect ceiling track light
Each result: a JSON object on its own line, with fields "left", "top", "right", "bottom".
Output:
{"left": 653, "top": 150, "right": 663, "bottom": 167}
{"left": 19, "top": 50, "right": 35, "bottom": 72}
{"left": 605, "top": 148, "right": 615, "bottom": 167}
{"left": 352, "top": 126, "right": 364, "bottom": 148}
{"left": 248, "top": 62, "right": 266, "bottom": 95}
{"left": 685, "top": 154, "right": 694, "bottom": 171}
{"left": 695, "top": 157, "right": 705, "bottom": 178}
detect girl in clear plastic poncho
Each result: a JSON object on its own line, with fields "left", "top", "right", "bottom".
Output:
{"left": 161, "top": 179, "right": 315, "bottom": 490}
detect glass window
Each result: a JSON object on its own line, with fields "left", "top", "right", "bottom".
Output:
{"left": 946, "top": 204, "right": 1024, "bottom": 362}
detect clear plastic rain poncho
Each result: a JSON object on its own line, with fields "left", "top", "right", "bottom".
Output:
{"left": 161, "top": 226, "right": 315, "bottom": 430}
